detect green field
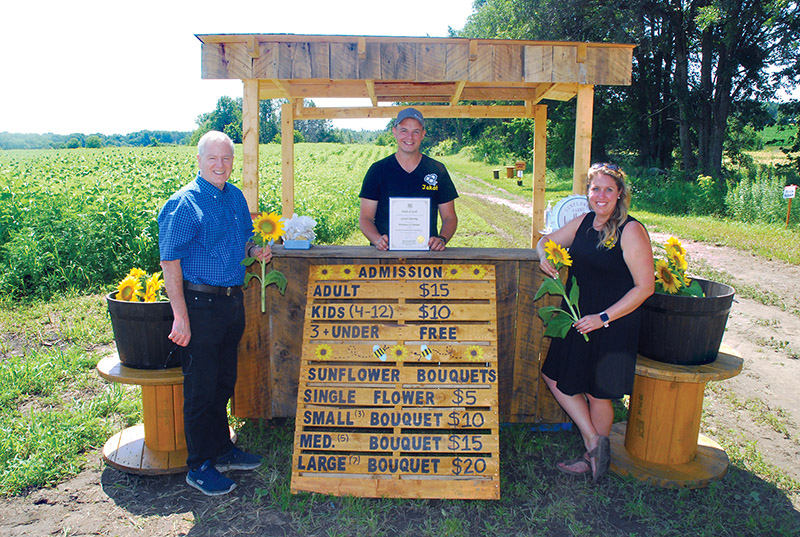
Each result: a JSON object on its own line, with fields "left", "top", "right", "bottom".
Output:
{"left": 1, "top": 144, "right": 800, "bottom": 535}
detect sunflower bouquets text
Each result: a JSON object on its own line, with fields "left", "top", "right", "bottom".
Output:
{"left": 241, "top": 212, "right": 288, "bottom": 313}
{"left": 653, "top": 237, "right": 704, "bottom": 297}
{"left": 534, "top": 240, "right": 588, "bottom": 342}
{"left": 115, "top": 268, "right": 167, "bottom": 302}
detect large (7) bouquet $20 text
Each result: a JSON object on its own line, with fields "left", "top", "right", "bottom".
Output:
{"left": 534, "top": 240, "right": 588, "bottom": 342}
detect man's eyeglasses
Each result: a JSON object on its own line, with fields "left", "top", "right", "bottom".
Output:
{"left": 590, "top": 162, "right": 621, "bottom": 172}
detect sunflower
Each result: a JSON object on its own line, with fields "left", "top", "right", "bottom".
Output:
{"left": 444, "top": 265, "right": 463, "bottom": 279}
{"left": 668, "top": 250, "right": 688, "bottom": 272}
{"left": 337, "top": 265, "right": 357, "bottom": 280}
{"left": 128, "top": 267, "right": 147, "bottom": 280}
{"left": 315, "top": 265, "right": 334, "bottom": 280}
{"left": 467, "top": 265, "right": 488, "bottom": 280}
{"left": 116, "top": 275, "right": 143, "bottom": 301}
{"left": 315, "top": 344, "right": 333, "bottom": 361}
{"left": 544, "top": 239, "right": 572, "bottom": 268}
{"left": 252, "top": 212, "right": 285, "bottom": 243}
{"left": 388, "top": 344, "right": 407, "bottom": 363}
{"left": 665, "top": 236, "right": 686, "bottom": 258}
{"left": 143, "top": 272, "right": 164, "bottom": 302}
{"left": 655, "top": 259, "right": 682, "bottom": 294}
{"left": 465, "top": 345, "right": 484, "bottom": 362}
{"left": 603, "top": 236, "right": 617, "bottom": 249}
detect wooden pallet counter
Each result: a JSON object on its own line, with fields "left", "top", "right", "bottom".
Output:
{"left": 233, "top": 246, "right": 566, "bottom": 425}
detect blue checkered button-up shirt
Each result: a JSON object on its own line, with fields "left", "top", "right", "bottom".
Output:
{"left": 158, "top": 174, "right": 253, "bottom": 287}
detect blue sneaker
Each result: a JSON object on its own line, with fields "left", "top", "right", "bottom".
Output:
{"left": 215, "top": 446, "right": 262, "bottom": 472}
{"left": 186, "top": 460, "right": 236, "bottom": 496}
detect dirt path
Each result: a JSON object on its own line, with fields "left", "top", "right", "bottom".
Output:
{"left": 1, "top": 191, "right": 798, "bottom": 535}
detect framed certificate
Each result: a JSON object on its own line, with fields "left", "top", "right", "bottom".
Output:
{"left": 388, "top": 197, "right": 430, "bottom": 250}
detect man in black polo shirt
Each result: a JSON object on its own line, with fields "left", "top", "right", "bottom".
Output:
{"left": 359, "top": 107, "right": 458, "bottom": 251}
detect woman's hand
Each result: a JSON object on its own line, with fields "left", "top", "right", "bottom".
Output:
{"left": 572, "top": 314, "right": 604, "bottom": 336}
{"left": 539, "top": 255, "right": 559, "bottom": 278}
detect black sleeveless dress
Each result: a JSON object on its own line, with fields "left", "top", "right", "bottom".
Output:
{"left": 541, "top": 212, "right": 643, "bottom": 399}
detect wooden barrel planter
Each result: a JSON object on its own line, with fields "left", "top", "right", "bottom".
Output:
{"left": 106, "top": 292, "right": 179, "bottom": 369}
{"left": 637, "top": 279, "right": 735, "bottom": 365}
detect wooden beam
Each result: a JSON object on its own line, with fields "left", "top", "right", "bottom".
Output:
{"left": 572, "top": 84, "right": 594, "bottom": 194}
{"left": 268, "top": 79, "right": 292, "bottom": 99}
{"left": 365, "top": 80, "right": 377, "bottom": 106}
{"left": 358, "top": 37, "right": 366, "bottom": 60}
{"left": 242, "top": 79, "right": 260, "bottom": 212}
{"left": 576, "top": 42, "right": 587, "bottom": 63}
{"left": 451, "top": 80, "right": 466, "bottom": 105}
{"left": 247, "top": 36, "right": 260, "bottom": 59}
{"left": 295, "top": 104, "right": 532, "bottom": 120}
{"left": 281, "top": 102, "right": 295, "bottom": 218}
{"left": 532, "top": 105, "right": 547, "bottom": 246}
{"left": 469, "top": 40, "right": 478, "bottom": 61}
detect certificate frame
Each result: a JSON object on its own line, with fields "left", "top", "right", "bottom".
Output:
{"left": 388, "top": 197, "right": 430, "bottom": 251}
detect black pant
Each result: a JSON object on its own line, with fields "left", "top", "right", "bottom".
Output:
{"left": 181, "top": 289, "right": 246, "bottom": 470}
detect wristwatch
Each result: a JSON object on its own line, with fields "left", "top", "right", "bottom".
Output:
{"left": 599, "top": 311, "right": 610, "bottom": 328}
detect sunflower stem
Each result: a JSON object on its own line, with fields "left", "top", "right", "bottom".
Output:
{"left": 260, "top": 256, "right": 266, "bottom": 313}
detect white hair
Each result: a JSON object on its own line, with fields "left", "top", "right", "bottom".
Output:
{"left": 197, "top": 131, "right": 234, "bottom": 157}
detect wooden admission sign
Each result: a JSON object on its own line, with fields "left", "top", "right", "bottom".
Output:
{"left": 291, "top": 263, "right": 500, "bottom": 499}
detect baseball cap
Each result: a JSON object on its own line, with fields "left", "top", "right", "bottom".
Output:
{"left": 396, "top": 107, "right": 425, "bottom": 128}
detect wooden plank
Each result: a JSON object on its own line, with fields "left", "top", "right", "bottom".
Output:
{"left": 523, "top": 45, "right": 553, "bottom": 83}
{"left": 299, "top": 386, "right": 496, "bottom": 407}
{"left": 173, "top": 384, "right": 186, "bottom": 450}
{"left": 301, "top": 342, "right": 497, "bottom": 362}
{"left": 299, "top": 364, "right": 499, "bottom": 384}
{"left": 445, "top": 43, "right": 470, "bottom": 80}
{"left": 508, "top": 260, "right": 538, "bottom": 421}
{"left": 306, "top": 301, "right": 496, "bottom": 322}
{"left": 469, "top": 43, "right": 494, "bottom": 82}
{"left": 294, "top": 453, "right": 498, "bottom": 477}
{"left": 294, "top": 432, "right": 499, "bottom": 454}
{"left": 242, "top": 79, "right": 259, "bottom": 212}
{"left": 153, "top": 384, "right": 177, "bottom": 452}
{"left": 330, "top": 42, "right": 359, "bottom": 79}
{"left": 308, "top": 279, "right": 496, "bottom": 299}
{"left": 572, "top": 84, "right": 594, "bottom": 194}
{"left": 494, "top": 261, "right": 517, "bottom": 420}
{"left": 252, "top": 42, "right": 279, "bottom": 78}
{"left": 298, "top": 406, "right": 498, "bottom": 429}
{"left": 291, "top": 474, "right": 499, "bottom": 500}
{"left": 309, "top": 42, "right": 331, "bottom": 78}
{"left": 141, "top": 385, "right": 158, "bottom": 449}
{"left": 380, "top": 42, "right": 416, "bottom": 80}
{"left": 416, "top": 42, "right": 447, "bottom": 82}
{"left": 201, "top": 42, "right": 252, "bottom": 79}
{"left": 309, "top": 263, "right": 496, "bottom": 281}
{"left": 304, "top": 322, "right": 497, "bottom": 343}
{"left": 281, "top": 102, "right": 295, "bottom": 217}
{"left": 358, "top": 42, "right": 382, "bottom": 80}
{"left": 532, "top": 104, "right": 547, "bottom": 245}
{"left": 492, "top": 44, "right": 522, "bottom": 82}
{"left": 233, "top": 272, "right": 272, "bottom": 419}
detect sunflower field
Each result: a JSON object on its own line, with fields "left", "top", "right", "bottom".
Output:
{"left": 0, "top": 144, "right": 392, "bottom": 300}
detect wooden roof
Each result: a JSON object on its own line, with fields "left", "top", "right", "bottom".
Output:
{"left": 196, "top": 34, "right": 635, "bottom": 107}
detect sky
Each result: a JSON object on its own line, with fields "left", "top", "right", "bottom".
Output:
{"left": 0, "top": 0, "right": 476, "bottom": 135}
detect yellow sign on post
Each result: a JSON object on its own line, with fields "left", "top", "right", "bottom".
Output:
{"left": 291, "top": 263, "right": 501, "bottom": 499}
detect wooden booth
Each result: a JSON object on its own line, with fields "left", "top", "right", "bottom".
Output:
{"left": 196, "top": 34, "right": 636, "bottom": 425}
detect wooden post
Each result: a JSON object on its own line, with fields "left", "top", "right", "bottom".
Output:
{"left": 242, "top": 79, "right": 260, "bottom": 212}
{"left": 532, "top": 104, "right": 547, "bottom": 246}
{"left": 281, "top": 101, "right": 295, "bottom": 217}
{"left": 572, "top": 84, "right": 594, "bottom": 194}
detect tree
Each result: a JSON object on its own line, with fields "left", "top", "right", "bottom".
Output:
{"left": 192, "top": 96, "right": 244, "bottom": 144}
{"left": 457, "top": 0, "right": 800, "bottom": 177}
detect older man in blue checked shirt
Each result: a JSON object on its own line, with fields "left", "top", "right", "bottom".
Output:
{"left": 159, "top": 130, "right": 270, "bottom": 496}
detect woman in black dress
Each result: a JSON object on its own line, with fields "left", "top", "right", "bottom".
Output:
{"left": 536, "top": 163, "right": 654, "bottom": 482}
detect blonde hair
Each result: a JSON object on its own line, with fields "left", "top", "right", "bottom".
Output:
{"left": 585, "top": 163, "right": 631, "bottom": 249}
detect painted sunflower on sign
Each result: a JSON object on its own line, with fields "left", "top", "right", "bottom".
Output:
{"left": 389, "top": 344, "right": 407, "bottom": 363}
{"left": 315, "top": 344, "right": 333, "bottom": 361}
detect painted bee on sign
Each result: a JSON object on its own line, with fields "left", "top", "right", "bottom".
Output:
{"left": 373, "top": 344, "right": 387, "bottom": 362}
{"left": 420, "top": 344, "right": 432, "bottom": 361}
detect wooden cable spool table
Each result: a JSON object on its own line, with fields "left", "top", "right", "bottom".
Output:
{"left": 610, "top": 348, "right": 743, "bottom": 488}
{"left": 97, "top": 354, "right": 189, "bottom": 474}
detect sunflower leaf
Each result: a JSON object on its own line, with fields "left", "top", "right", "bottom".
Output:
{"left": 534, "top": 277, "right": 564, "bottom": 300}
{"left": 244, "top": 272, "right": 260, "bottom": 288}
{"left": 264, "top": 269, "right": 288, "bottom": 295}
{"left": 241, "top": 256, "right": 257, "bottom": 267}
{"left": 542, "top": 312, "right": 574, "bottom": 339}
{"left": 568, "top": 276, "right": 580, "bottom": 310}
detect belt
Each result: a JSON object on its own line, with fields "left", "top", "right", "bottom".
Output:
{"left": 184, "top": 282, "right": 241, "bottom": 296}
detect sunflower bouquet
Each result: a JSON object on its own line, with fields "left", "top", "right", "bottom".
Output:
{"left": 653, "top": 237, "right": 704, "bottom": 297}
{"left": 115, "top": 268, "right": 167, "bottom": 302}
{"left": 242, "top": 211, "right": 288, "bottom": 312}
{"left": 534, "top": 240, "right": 588, "bottom": 341}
